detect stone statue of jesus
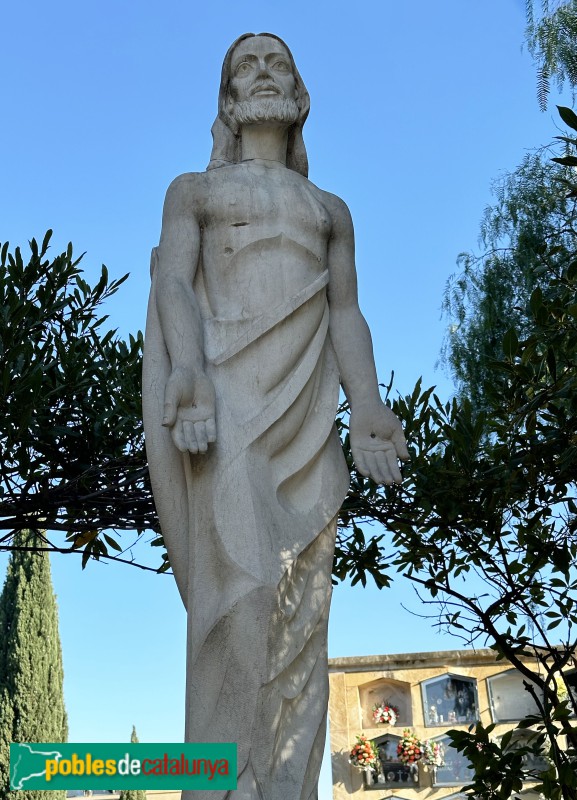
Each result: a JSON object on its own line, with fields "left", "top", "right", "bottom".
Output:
{"left": 142, "top": 32, "right": 408, "bottom": 800}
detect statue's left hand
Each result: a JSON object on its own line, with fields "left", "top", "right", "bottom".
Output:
{"left": 349, "top": 402, "right": 409, "bottom": 485}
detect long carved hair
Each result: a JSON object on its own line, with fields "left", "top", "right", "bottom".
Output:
{"left": 207, "top": 33, "right": 310, "bottom": 177}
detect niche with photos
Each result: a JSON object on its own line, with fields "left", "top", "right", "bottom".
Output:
{"left": 421, "top": 674, "right": 478, "bottom": 726}
{"left": 364, "top": 734, "right": 419, "bottom": 790}
{"left": 432, "top": 735, "right": 474, "bottom": 786}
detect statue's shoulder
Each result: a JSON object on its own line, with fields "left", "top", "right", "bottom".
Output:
{"left": 165, "top": 171, "right": 207, "bottom": 200}
{"left": 163, "top": 172, "right": 209, "bottom": 217}
{"left": 307, "top": 183, "right": 353, "bottom": 230}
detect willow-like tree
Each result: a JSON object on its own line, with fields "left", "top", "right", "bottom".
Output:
{"left": 0, "top": 530, "right": 68, "bottom": 800}
{"left": 526, "top": 0, "right": 577, "bottom": 108}
{"left": 440, "top": 148, "right": 577, "bottom": 410}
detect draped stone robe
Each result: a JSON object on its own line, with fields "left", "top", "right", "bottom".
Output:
{"left": 143, "top": 172, "right": 350, "bottom": 800}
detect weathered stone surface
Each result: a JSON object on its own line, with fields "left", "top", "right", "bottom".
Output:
{"left": 142, "top": 33, "right": 407, "bottom": 800}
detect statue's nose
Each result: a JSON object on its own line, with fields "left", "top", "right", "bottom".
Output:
{"left": 256, "top": 59, "right": 272, "bottom": 79}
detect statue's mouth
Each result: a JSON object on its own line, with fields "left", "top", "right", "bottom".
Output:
{"left": 250, "top": 83, "right": 280, "bottom": 97}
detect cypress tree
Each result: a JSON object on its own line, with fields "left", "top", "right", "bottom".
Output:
{"left": 118, "top": 726, "right": 146, "bottom": 800}
{"left": 0, "top": 530, "right": 67, "bottom": 800}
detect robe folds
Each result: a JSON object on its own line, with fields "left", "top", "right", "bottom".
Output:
{"left": 142, "top": 235, "right": 350, "bottom": 800}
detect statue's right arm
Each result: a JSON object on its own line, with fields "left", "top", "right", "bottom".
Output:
{"left": 155, "top": 174, "right": 216, "bottom": 454}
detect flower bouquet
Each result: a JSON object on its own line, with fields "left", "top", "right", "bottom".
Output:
{"left": 349, "top": 734, "right": 379, "bottom": 770}
{"left": 372, "top": 700, "right": 399, "bottom": 726}
{"left": 422, "top": 739, "right": 445, "bottom": 768}
{"left": 396, "top": 729, "right": 423, "bottom": 765}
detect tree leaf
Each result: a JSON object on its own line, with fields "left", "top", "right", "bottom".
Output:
{"left": 72, "top": 530, "right": 99, "bottom": 549}
{"left": 502, "top": 327, "right": 519, "bottom": 359}
{"left": 558, "top": 105, "right": 577, "bottom": 132}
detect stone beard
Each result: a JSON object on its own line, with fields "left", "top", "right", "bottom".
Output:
{"left": 143, "top": 31, "right": 407, "bottom": 800}
{"left": 231, "top": 97, "right": 300, "bottom": 126}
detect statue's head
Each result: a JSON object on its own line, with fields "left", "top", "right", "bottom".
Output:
{"left": 208, "top": 33, "right": 310, "bottom": 177}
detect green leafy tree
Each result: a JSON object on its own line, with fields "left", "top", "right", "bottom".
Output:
{"left": 526, "top": 0, "right": 577, "bottom": 109}
{"left": 332, "top": 111, "right": 577, "bottom": 799}
{"left": 0, "top": 232, "right": 163, "bottom": 572}
{"left": 0, "top": 530, "right": 67, "bottom": 800}
{"left": 336, "top": 284, "right": 577, "bottom": 798}
{"left": 118, "top": 726, "right": 146, "bottom": 800}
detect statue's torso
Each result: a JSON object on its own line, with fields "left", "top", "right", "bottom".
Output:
{"left": 192, "top": 163, "right": 332, "bottom": 319}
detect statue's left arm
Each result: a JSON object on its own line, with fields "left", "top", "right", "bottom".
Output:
{"left": 324, "top": 192, "right": 409, "bottom": 485}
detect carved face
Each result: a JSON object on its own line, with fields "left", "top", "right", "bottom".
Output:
{"left": 210, "top": 33, "right": 309, "bottom": 175}
{"left": 228, "top": 35, "right": 298, "bottom": 107}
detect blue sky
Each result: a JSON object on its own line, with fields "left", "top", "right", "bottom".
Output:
{"left": 0, "top": 0, "right": 571, "bottom": 796}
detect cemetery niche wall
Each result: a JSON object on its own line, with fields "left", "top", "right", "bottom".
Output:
{"left": 328, "top": 648, "right": 553, "bottom": 800}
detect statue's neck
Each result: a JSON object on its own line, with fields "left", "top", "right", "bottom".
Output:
{"left": 240, "top": 123, "right": 289, "bottom": 166}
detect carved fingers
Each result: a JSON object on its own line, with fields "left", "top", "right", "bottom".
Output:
{"left": 162, "top": 372, "right": 181, "bottom": 429}
{"left": 162, "top": 370, "right": 217, "bottom": 454}
{"left": 352, "top": 441, "right": 402, "bottom": 485}
{"left": 390, "top": 424, "right": 410, "bottom": 462}
{"left": 180, "top": 419, "right": 217, "bottom": 454}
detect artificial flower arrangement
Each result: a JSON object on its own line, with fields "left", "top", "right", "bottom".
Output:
{"left": 372, "top": 700, "right": 399, "bottom": 726}
{"left": 349, "top": 734, "right": 379, "bottom": 770}
{"left": 396, "top": 728, "right": 423, "bottom": 765}
{"left": 422, "top": 739, "right": 445, "bottom": 768}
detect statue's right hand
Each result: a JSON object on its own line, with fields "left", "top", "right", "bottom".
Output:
{"left": 162, "top": 369, "right": 216, "bottom": 454}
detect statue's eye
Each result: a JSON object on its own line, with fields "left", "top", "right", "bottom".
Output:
{"left": 273, "top": 60, "right": 290, "bottom": 73}
{"left": 235, "top": 62, "right": 252, "bottom": 76}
